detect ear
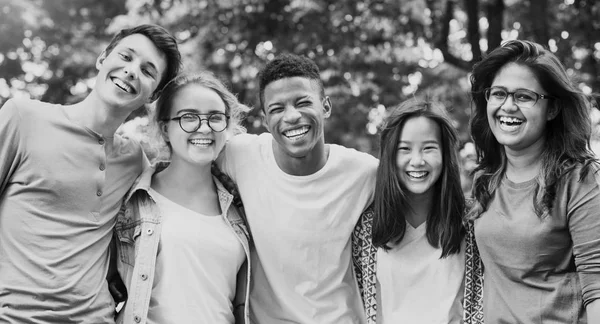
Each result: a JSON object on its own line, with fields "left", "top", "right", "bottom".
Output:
{"left": 96, "top": 51, "right": 107, "bottom": 70}
{"left": 261, "top": 109, "right": 271, "bottom": 130}
{"left": 159, "top": 121, "right": 170, "bottom": 142}
{"left": 547, "top": 103, "right": 560, "bottom": 121}
{"left": 148, "top": 90, "right": 161, "bottom": 103}
{"left": 322, "top": 96, "right": 332, "bottom": 118}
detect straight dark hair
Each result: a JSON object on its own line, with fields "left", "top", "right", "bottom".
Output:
{"left": 372, "top": 98, "right": 465, "bottom": 258}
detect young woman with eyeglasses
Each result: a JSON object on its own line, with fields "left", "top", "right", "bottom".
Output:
{"left": 464, "top": 40, "right": 600, "bottom": 323}
{"left": 114, "top": 72, "right": 252, "bottom": 324}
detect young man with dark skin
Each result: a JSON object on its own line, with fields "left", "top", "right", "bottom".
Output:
{"left": 0, "top": 24, "right": 181, "bottom": 323}
{"left": 220, "top": 54, "right": 377, "bottom": 323}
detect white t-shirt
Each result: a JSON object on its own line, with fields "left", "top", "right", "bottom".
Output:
{"left": 376, "top": 222, "right": 465, "bottom": 324}
{"left": 221, "top": 133, "right": 378, "bottom": 324}
{"left": 146, "top": 188, "right": 245, "bottom": 324}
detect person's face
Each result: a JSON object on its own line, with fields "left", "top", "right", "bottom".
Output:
{"left": 161, "top": 84, "right": 229, "bottom": 166}
{"left": 95, "top": 33, "right": 167, "bottom": 113}
{"left": 396, "top": 116, "right": 443, "bottom": 197}
{"left": 486, "top": 63, "right": 557, "bottom": 154}
{"left": 263, "top": 76, "right": 331, "bottom": 160}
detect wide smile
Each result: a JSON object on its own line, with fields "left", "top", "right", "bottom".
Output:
{"left": 111, "top": 77, "right": 137, "bottom": 94}
{"left": 282, "top": 125, "right": 310, "bottom": 142}
{"left": 189, "top": 138, "right": 214, "bottom": 147}
{"left": 497, "top": 116, "right": 524, "bottom": 132}
{"left": 406, "top": 171, "right": 429, "bottom": 180}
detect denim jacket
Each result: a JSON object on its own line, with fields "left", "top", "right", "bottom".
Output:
{"left": 114, "top": 162, "right": 251, "bottom": 324}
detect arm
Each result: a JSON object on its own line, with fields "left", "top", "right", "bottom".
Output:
{"left": 569, "top": 167, "right": 600, "bottom": 318}
{"left": 0, "top": 99, "right": 21, "bottom": 195}
{"left": 587, "top": 299, "right": 600, "bottom": 323}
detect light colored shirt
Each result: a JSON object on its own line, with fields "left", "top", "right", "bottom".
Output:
{"left": 474, "top": 166, "right": 600, "bottom": 323}
{"left": 221, "top": 133, "right": 378, "bottom": 324}
{"left": 146, "top": 188, "right": 245, "bottom": 324}
{"left": 376, "top": 222, "right": 464, "bottom": 324}
{"left": 0, "top": 98, "right": 144, "bottom": 323}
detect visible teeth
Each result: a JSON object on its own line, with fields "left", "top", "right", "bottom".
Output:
{"left": 190, "top": 139, "right": 213, "bottom": 146}
{"left": 283, "top": 126, "right": 310, "bottom": 139}
{"left": 407, "top": 171, "right": 428, "bottom": 179}
{"left": 499, "top": 116, "right": 523, "bottom": 125}
{"left": 113, "top": 78, "right": 134, "bottom": 93}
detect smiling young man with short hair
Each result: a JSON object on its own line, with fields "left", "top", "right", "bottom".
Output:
{"left": 220, "top": 54, "right": 377, "bottom": 323}
{"left": 0, "top": 24, "right": 181, "bottom": 323}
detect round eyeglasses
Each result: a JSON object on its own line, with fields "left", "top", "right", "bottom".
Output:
{"left": 167, "top": 113, "right": 230, "bottom": 133}
{"left": 484, "top": 86, "right": 552, "bottom": 109}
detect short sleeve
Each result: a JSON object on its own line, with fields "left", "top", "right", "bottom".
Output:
{"left": 568, "top": 166, "right": 600, "bottom": 306}
{"left": 217, "top": 133, "right": 257, "bottom": 182}
{"left": 0, "top": 99, "right": 22, "bottom": 195}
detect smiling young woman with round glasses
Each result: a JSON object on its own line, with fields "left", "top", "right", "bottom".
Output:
{"left": 463, "top": 40, "right": 600, "bottom": 323}
{"left": 115, "top": 72, "right": 252, "bottom": 324}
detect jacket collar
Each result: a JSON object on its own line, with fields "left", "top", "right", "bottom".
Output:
{"left": 124, "top": 161, "right": 234, "bottom": 216}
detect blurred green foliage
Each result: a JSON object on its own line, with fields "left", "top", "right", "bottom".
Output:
{"left": 1, "top": 0, "right": 599, "bottom": 189}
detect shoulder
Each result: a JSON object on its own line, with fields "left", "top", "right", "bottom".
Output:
{"left": 1, "top": 98, "right": 55, "bottom": 117}
{"left": 330, "top": 144, "right": 378, "bottom": 171}
{"left": 563, "top": 161, "right": 600, "bottom": 188}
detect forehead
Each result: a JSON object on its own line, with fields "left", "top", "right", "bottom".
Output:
{"left": 113, "top": 34, "right": 167, "bottom": 74}
{"left": 491, "top": 63, "right": 543, "bottom": 92}
{"left": 170, "top": 84, "right": 226, "bottom": 114}
{"left": 263, "top": 77, "right": 321, "bottom": 103}
{"left": 400, "top": 116, "right": 441, "bottom": 142}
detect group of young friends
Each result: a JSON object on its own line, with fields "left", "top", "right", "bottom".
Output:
{"left": 0, "top": 23, "right": 599, "bottom": 324}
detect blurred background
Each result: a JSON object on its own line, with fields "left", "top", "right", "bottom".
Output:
{"left": 1, "top": 0, "right": 599, "bottom": 193}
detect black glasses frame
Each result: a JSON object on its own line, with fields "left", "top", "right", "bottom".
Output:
{"left": 167, "top": 112, "right": 230, "bottom": 133}
{"left": 484, "top": 86, "right": 552, "bottom": 108}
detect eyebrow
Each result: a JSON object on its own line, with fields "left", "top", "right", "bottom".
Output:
{"left": 126, "top": 47, "right": 158, "bottom": 73}
{"left": 399, "top": 140, "right": 440, "bottom": 145}
{"left": 175, "top": 108, "right": 225, "bottom": 115}
{"left": 267, "top": 95, "right": 313, "bottom": 108}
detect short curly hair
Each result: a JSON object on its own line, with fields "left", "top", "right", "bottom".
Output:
{"left": 258, "top": 53, "right": 324, "bottom": 111}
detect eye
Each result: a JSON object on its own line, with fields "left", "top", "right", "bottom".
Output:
{"left": 397, "top": 146, "right": 410, "bottom": 152}
{"left": 142, "top": 68, "right": 155, "bottom": 78}
{"left": 209, "top": 114, "right": 227, "bottom": 123}
{"left": 489, "top": 88, "right": 507, "bottom": 99}
{"left": 424, "top": 145, "right": 439, "bottom": 151}
{"left": 515, "top": 90, "right": 536, "bottom": 102}
{"left": 296, "top": 101, "right": 311, "bottom": 107}
{"left": 180, "top": 114, "right": 197, "bottom": 122}
{"left": 118, "top": 53, "right": 131, "bottom": 61}
{"left": 269, "top": 107, "right": 283, "bottom": 114}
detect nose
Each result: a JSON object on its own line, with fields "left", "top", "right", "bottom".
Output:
{"left": 123, "top": 64, "right": 138, "bottom": 80}
{"left": 282, "top": 106, "right": 301, "bottom": 123}
{"left": 197, "top": 119, "right": 212, "bottom": 133}
{"left": 409, "top": 151, "right": 425, "bottom": 167}
{"left": 500, "top": 93, "right": 518, "bottom": 112}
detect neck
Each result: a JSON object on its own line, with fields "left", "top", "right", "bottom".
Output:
{"left": 272, "top": 139, "right": 329, "bottom": 176}
{"left": 405, "top": 190, "right": 433, "bottom": 228}
{"left": 153, "top": 158, "right": 215, "bottom": 196}
{"left": 504, "top": 138, "right": 545, "bottom": 183}
{"left": 66, "top": 91, "right": 136, "bottom": 138}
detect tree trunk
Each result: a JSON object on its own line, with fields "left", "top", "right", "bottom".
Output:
{"left": 486, "top": 0, "right": 504, "bottom": 53}
{"left": 530, "top": 0, "right": 549, "bottom": 45}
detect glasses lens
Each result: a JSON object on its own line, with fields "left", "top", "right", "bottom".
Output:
{"left": 486, "top": 87, "right": 507, "bottom": 106}
{"left": 179, "top": 114, "right": 200, "bottom": 132}
{"left": 208, "top": 113, "right": 228, "bottom": 132}
{"left": 513, "top": 89, "right": 537, "bottom": 108}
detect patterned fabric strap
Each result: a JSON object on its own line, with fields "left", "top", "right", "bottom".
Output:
{"left": 463, "top": 220, "right": 485, "bottom": 324}
{"left": 352, "top": 206, "right": 377, "bottom": 324}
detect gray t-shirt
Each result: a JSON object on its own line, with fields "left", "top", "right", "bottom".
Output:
{"left": 475, "top": 165, "right": 600, "bottom": 323}
{"left": 0, "top": 99, "right": 144, "bottom": 323}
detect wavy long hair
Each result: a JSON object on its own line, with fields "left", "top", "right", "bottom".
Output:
{"left": 372, "top": 98, "right": 465, "bottom": 258}
{"left": 468, "top": 40, "right": 596, "bottom": 220}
